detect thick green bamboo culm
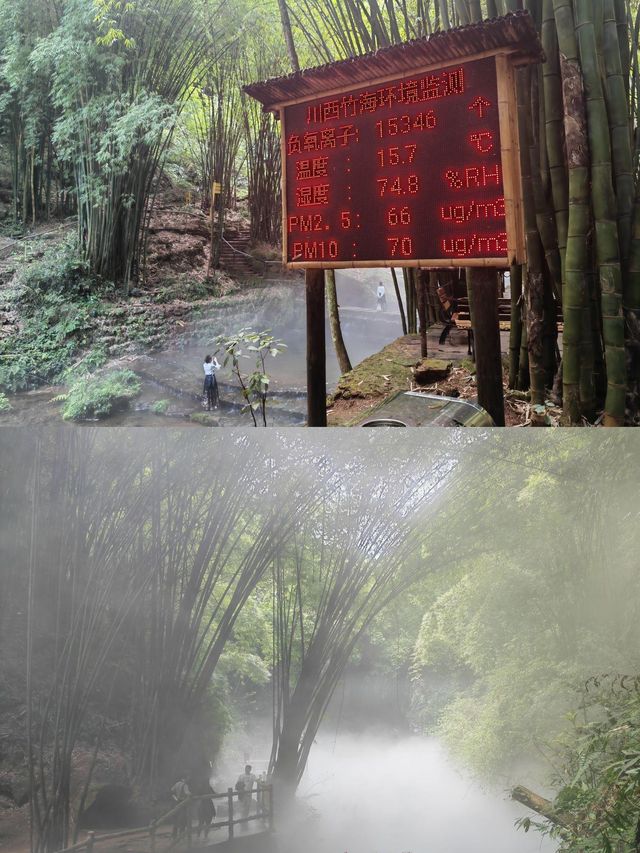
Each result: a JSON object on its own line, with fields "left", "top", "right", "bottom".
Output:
{"left": 541, "top": 0, "right": 568, "bottom": 281}
{"left": 529, "top": 62, "right": 562, "bottom": 300}
{"left": 575, "top": 0, "right": 626, "bottom": 426}
{"left": 518, "top": 306, "right": 530, "bottom": 391}
{"left": 626, "top": 192, "right": 640, "bottom": 402}
{"left": 552, "top": 0, "right": 590, "bottom": 423}
{"left": 579, "top": 270, "right": 597, "bottom": 420}
{"left": 518, "top": 66, "right": 547, "bottom": 404}
{"left": 602, "top": 0, "right": 634, "bottom": 271}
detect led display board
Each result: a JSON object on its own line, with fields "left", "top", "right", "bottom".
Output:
{"left": 279, "top": 55, "right": 524, "bottom": 269}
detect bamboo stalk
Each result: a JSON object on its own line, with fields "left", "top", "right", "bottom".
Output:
{"left": 553, "top": 0, "right": 590, "bottom": 423}
{"left": 576, "top": 0, "right": 626, "bottom": 424}
{"left": 508, "top": 264, "right": 523, "bottom": 388}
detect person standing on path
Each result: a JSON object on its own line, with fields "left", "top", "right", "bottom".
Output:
{"left": 170, "top": 774, "right": 191, "bottom": 839}
{"left": 376, "top": 283, "right": 387, "bottom": 311}
{"left": 235, "top": 764, "right": 257, "bottom": 828}
{"left": 203, "top": 354, "right": 221, "bottom": 410}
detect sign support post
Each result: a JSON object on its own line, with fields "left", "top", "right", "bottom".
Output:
{"left": 306, "top": 268, "right": 327, "bottom": 426}
{"left": 472, "top": 268, "right": 505, "bottom": 425}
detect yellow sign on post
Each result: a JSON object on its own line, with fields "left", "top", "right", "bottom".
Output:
{"left": 212, "top": 181, "right": 222, "bottom": 196}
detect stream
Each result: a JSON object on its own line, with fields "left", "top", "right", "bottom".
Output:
{"left": 0, "top": 275, "right": 407, "bottom": 427}
{"left": 287, "top": 733, "right": 556, "bottom": 853}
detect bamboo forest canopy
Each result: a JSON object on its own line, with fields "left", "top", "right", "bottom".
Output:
{"left": 2, "top": 430, "right": 640, "bottom": 853}
{"left": 3, "top": 0, "right": 640, "bottom": 423}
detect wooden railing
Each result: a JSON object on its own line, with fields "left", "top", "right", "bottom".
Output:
{"left": 55, "top": 785, "right": 274, "bottom": 853}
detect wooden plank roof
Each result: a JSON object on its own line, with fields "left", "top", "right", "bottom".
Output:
{"left": 243, "top": 11, "right": 543, "bottom": 110}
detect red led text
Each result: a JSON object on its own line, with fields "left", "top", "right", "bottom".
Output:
{"left": 442, "top": 232, "right": 508, "bottom": 257}
{"left": 440, "top": 197, "right": 506, "bottom": 223}
{"left": 287, "top": 214, "right": 329, "bottom": 233}
{"left": 388, "top": 236, "right": 413, "bottom": 256}
{"left": 377, "top": 144, "right": 417, "bottom": 167}
{"left": 296, "top": 185, "right": 330, "bottom": 207}
{"left": 375, "top": 112, "right": 436, "bottom": 138}
{"left": 444, "top": 165, "right": 501, "bottom": 189}
{"left": 283, "top": 56, "right": 508, "bottom": 264}
{"left": 287, "top": 125, "right": 359, "bottom": 155}
{"left": 377, "top": 175, "right": 419, "bottom": 196}
{"left": 305, "top": 69, "right": 464, "bottom": 124}
{"left": 296, "top": 157, "right": 328, "bottom": 180}
{"left": 291, "top": 240, "right": 339, "bottom": 260}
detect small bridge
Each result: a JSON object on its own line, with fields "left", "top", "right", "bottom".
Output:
{"left": 55, "top": 786, "right": 274, "bottom": 853}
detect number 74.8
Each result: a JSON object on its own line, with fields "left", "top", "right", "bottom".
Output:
{"left": 377, "top": 175, "right": 420, "bottom": 196}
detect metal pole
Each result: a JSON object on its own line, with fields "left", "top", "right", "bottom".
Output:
{"left": 227, "top": 788, "right": 234, "bottom": 840}
{"left": 85, "top": 832, "right": 95, "bottom": 853}
{"left": 306, "top": 268, "right": 327, "bottom": 426}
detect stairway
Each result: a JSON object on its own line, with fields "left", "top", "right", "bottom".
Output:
{"left": 218, "top": 229, "right": 263, "bottom": 280}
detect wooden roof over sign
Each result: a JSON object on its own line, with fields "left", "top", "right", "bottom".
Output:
{"left": 243, "top": 11, "right": 543, "bottom": 111}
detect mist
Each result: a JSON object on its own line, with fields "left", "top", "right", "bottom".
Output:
{"left": 2, "top": 429, "right": 640, "bottom": 852}
{"left": 295, "top": 732, "right": 554, "bottom": 853}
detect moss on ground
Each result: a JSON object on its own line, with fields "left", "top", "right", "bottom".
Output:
{"left": 190, "top": 411, "right": 219, "bottom": 426}
{"left": 331, "top": 335, "right": 421, "bottom": 401}
{"left": 328, "top": 335, "right": 423, "bottom": 426}
{"left": 61, "top": 370, "right": 141, "bottom": 420}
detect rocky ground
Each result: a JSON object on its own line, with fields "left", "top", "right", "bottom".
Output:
{"left": 327, "top": 333, "right": 559, "bottom": 427}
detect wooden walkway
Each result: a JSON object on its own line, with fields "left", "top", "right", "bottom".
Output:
{"left": 54, "top": 789, "right": 274, "bottom": 853}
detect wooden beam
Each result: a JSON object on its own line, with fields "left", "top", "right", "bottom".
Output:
{"left": 287, "top": 258, "right": 510, "bottom": 270}
{"left": 268, "top": 48, "right": 524, "bottom": 110}
{"left": 306, "top": 268, "right": 327, "bottom": 426}
{"left": 472, "top": 267, "right": 505, "bottom": 425}
{"left": 511, "top": 785, "right": 568, "bottom": 828}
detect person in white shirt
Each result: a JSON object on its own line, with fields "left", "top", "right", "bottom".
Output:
{"left": 376, "top": 283, "right": 386, "bottom": 311}
{"left": 203, "top": 354, "right": 220, "bottom": 410}
{"left": 235, "top": 764, "right": 257, "bottom": 824}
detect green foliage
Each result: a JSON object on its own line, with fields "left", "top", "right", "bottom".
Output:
{"left": 15, "top": 236, "right": 94, "bottom": 308}
{"left": 214, "top": 327, "right": 286, "bottom": 426}
{"left": 61, "top": 368, "right": 140, "bottom": 419}
{"left": 189, "top": 410, "right": 218, "bottom": 425}
{"left": 0, "top": 392, "right": 10, "bottom": 411}
{"left": 411, "top": 446, "right": 640, "bottom": 776}
{"left": 520, "top": 676, "right": 640, "bottom": 852}
{"left": 0, "top": 239, "right": 108, "bottom": 392}
{"left": 151, "top": 399, "right": 169, "bottom": 414}
{"left": 153, "top": 273, "right": 225, "bottom": 303}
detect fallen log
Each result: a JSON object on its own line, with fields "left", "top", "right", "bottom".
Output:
{"left": 511, "top": 785, "right": 568, "bottom": 828}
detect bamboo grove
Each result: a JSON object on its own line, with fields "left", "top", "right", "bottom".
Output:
{"left": 0, "top": 0, "right": 284, "bottom": 289}
{"left": 0, "top": 429, "right": 479, "bottom": 852}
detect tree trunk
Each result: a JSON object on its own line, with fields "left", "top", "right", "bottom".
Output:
{"left": 518, "top": 66, "right": 547, "bottom": 404}
{"left": 417, "top": 270, "right": 428, "bottom": 358}
{"left": 325, "top": 270, "right": 352, "bottom": 374}
{"left": 391, "top": 268, "right": 407, "bottom": 334}
{"left": 277, "top": 0, "right": 300, "bottom": 72}
{"left": 552, "top": 0, "right": 590, "bottom": 422}
{"left": 404, "top": 269, "right": 417, "bottom": 333}
{"left": 508, "top": 265, "right": 523, "bottom": 388}
{"left": 576, "top": 0, "right": 626, "bottom": 425}
{"left": 511, "top": 785, "right": 568, "bottom": 828}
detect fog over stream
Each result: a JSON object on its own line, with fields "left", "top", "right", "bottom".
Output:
{"left": 293, "top": 732, "right": 554, "bottom": 853}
